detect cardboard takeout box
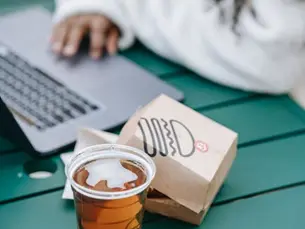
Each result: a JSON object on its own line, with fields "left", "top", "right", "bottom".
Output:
{"left": 116, "top": 94, "right": 238, "bottom": 225}
{"left": 63, "top": 94, "right": 238, "bottom": 225}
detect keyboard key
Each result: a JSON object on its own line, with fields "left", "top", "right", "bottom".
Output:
{"left": 0, "top": 44, "right": 99, "bottom": 131}
{"left": 70, "top": 102, "right": 87, "bottom": 114}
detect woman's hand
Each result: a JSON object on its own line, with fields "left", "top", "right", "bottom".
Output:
{"left": 50, "top": 14, "right": 119, "bottom": 59}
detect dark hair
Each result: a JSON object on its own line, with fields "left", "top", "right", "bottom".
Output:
{"left": 215, "top": 0, "right": 248, "bottom": 33}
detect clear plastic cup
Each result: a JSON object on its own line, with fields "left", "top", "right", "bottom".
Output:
{"left": 66, "top": 144, "right": 156, "bottom": 229}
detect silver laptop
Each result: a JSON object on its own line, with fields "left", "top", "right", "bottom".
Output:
{"left": 0, "top": 7, "right": 183, "bottom": 156}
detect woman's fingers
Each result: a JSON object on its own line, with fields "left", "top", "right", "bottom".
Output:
{"left": 106, "top": 27, "right": 119, "bottom": 56}
{"left": 90, "top": 28, "right": 105, "bottom": 59}
{"left": 90, "top": 16, "right": 109, "bottom": 59}
{"left": 51, "top": 23, "right": 70, "bottom": 54}
{"left": 62, "top": 17, "right": 87, "bottom": 57}
{"left": 51, "top": 15, "right": 117, "bottom": 59}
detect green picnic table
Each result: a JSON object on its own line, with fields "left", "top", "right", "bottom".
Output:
{"left": 1, "top": 2, "right": 305, "bottom": 229}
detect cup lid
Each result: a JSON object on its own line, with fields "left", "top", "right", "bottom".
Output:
{"left": 66, "top": 144, "right": 156, "bottom": 200}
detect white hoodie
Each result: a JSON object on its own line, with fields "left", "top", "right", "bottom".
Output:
{"left": 53, "top": 0, "right": 305, "bottom": 94}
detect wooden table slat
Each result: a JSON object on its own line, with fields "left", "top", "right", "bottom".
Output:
{"left": 144, "top": 185, "right": 305, "bottom": 229}
{"left": 167, "top": 73, "right": 253, "bottom": 110}
{"left": 0, "top": 152, "right": 66, "bottom": 203}
{"left": 0, "top": 190, "right": 160, "bottom": 229}
{"left": 1, "top": 185, "right": 304, "bottom": 229}
{"left": 215, "top": 133, "right": 305, "bottom": 203}
{"left": 122, "top": 42, "right": 183, "bottom": 76}
{"left": 203, "top": 96, "right": 305, "bottom": 145}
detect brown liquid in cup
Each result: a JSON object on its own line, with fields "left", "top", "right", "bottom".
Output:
{"left": 72, "top": 158, "right": 148, "bottom": 229}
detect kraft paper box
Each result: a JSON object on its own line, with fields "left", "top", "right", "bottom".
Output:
{"left": 116, "top": 94, "right": 238, "bottom": 225}
{"left": 61, "top": 94, "right": 238, "bottom": 225}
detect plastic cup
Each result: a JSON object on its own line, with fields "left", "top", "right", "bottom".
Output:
{"left": 66, "top": 144, "right": 156, "bottom": 229}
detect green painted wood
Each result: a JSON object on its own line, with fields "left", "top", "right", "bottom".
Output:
{"left": 144, "top": 185, "right": 305, "bottom": 229}
{"left": 0, "top": 137, "right": 15, "bottom": 153}
{"left": 0, "top": 192, "right": 77, "bottom": 229}
{"left": 202, "top": 96, "right": 305, "bottom": 145}
{"left": 1, "top": 184, "right": 304, "bottom": 229}
{"left": 0, "top": 152, "right": 66, "bottom": 202}
{"left": 0, "top": 0, "right": 52, "bottom": 14}
{"left": 122, "top": 42, "right": 183, "bottom": 76}
{"left": 0, "top": 190, "right": 160, "bottom": 229}
{"left": 166, "top": 73, "right": 253, "bottom": 109}
{"left": 214, "top": 133, "right": 305, "bottom": 203}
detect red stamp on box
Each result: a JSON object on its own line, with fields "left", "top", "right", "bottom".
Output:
{"left": 195, "top": 141, "right": 209, "bottom": 153}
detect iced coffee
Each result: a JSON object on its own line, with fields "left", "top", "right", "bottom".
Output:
{"left": 66, "top": 144, "right": 156, "bottom": 229}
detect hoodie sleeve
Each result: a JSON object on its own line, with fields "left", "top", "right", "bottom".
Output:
{"left": 53, "top": 0, "right": 135, "bottom": 50}
{"left": 120, "top": 0, "right": 305, "bottom": 94}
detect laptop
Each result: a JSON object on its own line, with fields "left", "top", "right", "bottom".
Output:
{"left": 0, "top": 7, "right": 184, "bottom": 156}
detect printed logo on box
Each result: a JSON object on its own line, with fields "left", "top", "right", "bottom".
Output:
{"left": 194, "top": 141, "right": 209, "bottom": 153}
{"left": 138, "top": 118, "right": 208, "bottom": 157}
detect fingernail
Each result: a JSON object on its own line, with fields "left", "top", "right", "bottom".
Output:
{"left": 63, "top": 45, "right": 76, "bottom": 56}
{"left": 91, "top": 52, "right": 100, "bottom": 60}
{"left": 52, "top": 43, "right": 61, "bottom": 53}
{"left": 109, "top": 49, "right": 116, "bottom": 56}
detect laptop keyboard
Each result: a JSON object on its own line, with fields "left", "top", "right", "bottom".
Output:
{"left": 0, "top": 45, "right": 99, "bottom": 130}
